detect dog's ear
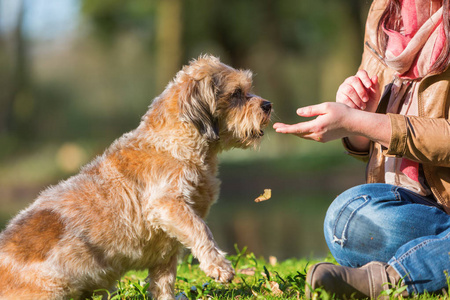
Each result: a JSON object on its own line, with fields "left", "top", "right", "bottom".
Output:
{"left": 179, "top": 75, "right": 220, "bottom": 141}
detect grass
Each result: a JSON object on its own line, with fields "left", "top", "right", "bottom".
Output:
{"left": 91, "top": 244, "right": 322, "bottom": 300}
{"left": 88, "top": 245, "right": 450, "bottom": 300}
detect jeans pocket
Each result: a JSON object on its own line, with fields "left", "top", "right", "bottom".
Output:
{"left": 332, "top": 195, "right": 370, "bottom": 247}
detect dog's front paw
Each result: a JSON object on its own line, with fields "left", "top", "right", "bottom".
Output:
{"left": 201, "top": 258, "right": 235, "bottom": 283}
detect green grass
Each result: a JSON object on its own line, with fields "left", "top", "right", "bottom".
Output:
{"left": 91, "top": 245, "right": 321, "bottom": 300}
{"left": 88, "top": 245, "right": 449, "bottom": 300}
{"left": 92, "top": 246, "right": 450, "bottom": 300}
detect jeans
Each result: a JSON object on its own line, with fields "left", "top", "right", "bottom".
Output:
{"left": 324, "top": 183, "right": 450, "bottom": 295}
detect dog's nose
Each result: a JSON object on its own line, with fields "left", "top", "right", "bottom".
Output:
{"left": 261, "top": 101, "right": 272, "bottom": 114}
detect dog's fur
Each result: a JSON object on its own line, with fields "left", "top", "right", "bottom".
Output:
{"left": 0, "top": 55, "right": 272, "bottom": 299}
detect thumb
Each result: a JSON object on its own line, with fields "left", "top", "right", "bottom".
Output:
{"left": 296, "top": 104, "right": 326, "bottom": 117}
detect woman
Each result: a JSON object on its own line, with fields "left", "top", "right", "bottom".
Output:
{"left": 274, "top": 0, "right": 450, "bottom": 298}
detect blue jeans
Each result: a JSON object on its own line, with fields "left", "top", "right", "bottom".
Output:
{"left": 324, "top": 183, "right": 450, "bottom": 295}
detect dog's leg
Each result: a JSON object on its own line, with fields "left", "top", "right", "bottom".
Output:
{"left": 147, "top": 254, "right": 178, "bottom": 300}
{"left": 151, "top": 198, "right": 235, "bottom": 283}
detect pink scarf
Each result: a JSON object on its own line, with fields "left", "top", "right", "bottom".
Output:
{"left": 383, "top": 0, "right": 446, "bottom": 79}
{"left": 383, "top": 1, "right": 445, "bottom": 191}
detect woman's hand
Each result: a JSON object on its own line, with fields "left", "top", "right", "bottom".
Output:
{"left": 333, "top": 70, "right": 381, "bottom": 151}
{"left": 336, "top": 70, "right": 379, "bottom": 112}
{"left": 273, "top": 102, "right": 391, "bottom": 147}
{"left": 273, "top": 102, "right": 355, "bottom": 142}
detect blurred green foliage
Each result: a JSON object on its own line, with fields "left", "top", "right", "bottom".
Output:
{"left": 0, "top": 0, "right": 370, "bottom": 155}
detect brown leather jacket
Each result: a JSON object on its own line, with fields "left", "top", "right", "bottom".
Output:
{"left": 344, "top": 0, "right": 450, "bottom": 213}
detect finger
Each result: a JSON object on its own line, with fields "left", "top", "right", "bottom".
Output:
{"left": 371, "top": 75, "right": 378, "bottom": 85}
{"left": 273, "top": 122, "right": 287, "bottom": 129}
{"left": 339, "top": 84, "right": 367, "bottom": 109}
{"left": 296, "top": 104, "right": 327, "bottom": 118}
{"left": 274, "top": 121, "right": 314, "bottom": 135}
{"left": 274, "top": 124, "right": 300, "bottom": 134}
{"left": 356, "top": 70, "right": 372, "bottom": 88}
{"left": 273, "top": 123, "right": 297, "bottom": 132}
{"left": 336, "top": 95, "right": 359, "bottom": 109}
{"left": 340, "top": 77, "right": 367, "bottom": 102}
{"left": 349, "top": 76, "right": 370, "bottom": 103}
{"left": 369, "top": 75, "right": 378, "bottom": 93}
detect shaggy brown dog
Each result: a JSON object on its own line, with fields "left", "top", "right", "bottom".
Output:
{"left": 0, "top": 55, "right": 272, "bottom": 299}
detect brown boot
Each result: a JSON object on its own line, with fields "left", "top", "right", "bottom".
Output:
{"left": 305, "top": 261, "right": 407, "bottom": 299}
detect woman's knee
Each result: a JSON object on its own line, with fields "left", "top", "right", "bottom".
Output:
{"left": 325, "top": 183, "right": 398, "bottom": 227}
{"left": 324, "top": 184, "right": 385, "bottom": 233}
{"left": 323, "top": 184, "right": 397, "bottom": 266}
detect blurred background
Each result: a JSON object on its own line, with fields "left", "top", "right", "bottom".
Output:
{"left": 0, "top": 0, "right": 371, "bottom": 260}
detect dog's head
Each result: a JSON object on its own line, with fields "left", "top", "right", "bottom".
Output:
{"left": 177, "top": 55, "right": 272, "bottom": 149}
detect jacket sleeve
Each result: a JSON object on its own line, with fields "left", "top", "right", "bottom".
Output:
{"left": 385, "top": 113, "right": 450, "bottom": 167}
{"left": 342, "top": 138, "right": 370, "bottom": 162}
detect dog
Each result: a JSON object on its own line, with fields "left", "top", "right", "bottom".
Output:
{"left": 0, "top": 55, "right": 272, "bottom": 299}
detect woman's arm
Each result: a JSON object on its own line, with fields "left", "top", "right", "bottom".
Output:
{"left": 274, "top": 102, "right": 450, "bottom": 167}
{"left": 273, "top": 102, "right": 391, "bottom": 147}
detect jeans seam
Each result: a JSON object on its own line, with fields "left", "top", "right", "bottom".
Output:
{"left": 392, "top": 230, "right": 450, "bottom": 295}
{"left": 332, "top": 195, "right": 370, "bottom": 247}
{"left": 391, "top": 185, "right": 401, "bottom": 201}
{"left": 389, "top": 258, "right": 417, "bottom": 294}
{"left": 396, "top": 230, "right": 450, "bottom": 262}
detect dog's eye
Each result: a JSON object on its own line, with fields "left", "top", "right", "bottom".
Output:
{"left": 232, "top": 88, "right": 242, "bottom": 99}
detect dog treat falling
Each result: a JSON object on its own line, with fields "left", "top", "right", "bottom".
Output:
{"left": 255, "top": 189, "right": 272, "bottom": 202}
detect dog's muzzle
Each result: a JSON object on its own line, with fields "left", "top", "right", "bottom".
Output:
{"left": 261, "top": 101, "right": 272, "bottom": 115}
{"left": 254, "top": 100, "right": 272, "bottom": 138}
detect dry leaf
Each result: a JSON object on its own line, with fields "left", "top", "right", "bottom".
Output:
{"left": 254, "top": 189, "right": 272, "bottom": 202}
{"left": 264, "top": 281, "right": 283, "bottom": 296}
{"left": 270, "top": 281, "right": 283, "bottom": 295}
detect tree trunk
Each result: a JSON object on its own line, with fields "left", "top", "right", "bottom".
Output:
{"left": 155, "top": 0, "right": 183, "bottom": 91}
{"left": 0, "top": 0, "right": 32, "bottom": 137}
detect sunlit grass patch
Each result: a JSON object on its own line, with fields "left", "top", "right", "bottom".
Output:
{"left": 92, "top": 245, "right": 329, "bottom": 300}
{"left": 90, "top": 246, "right": 450, "bottom": 300}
